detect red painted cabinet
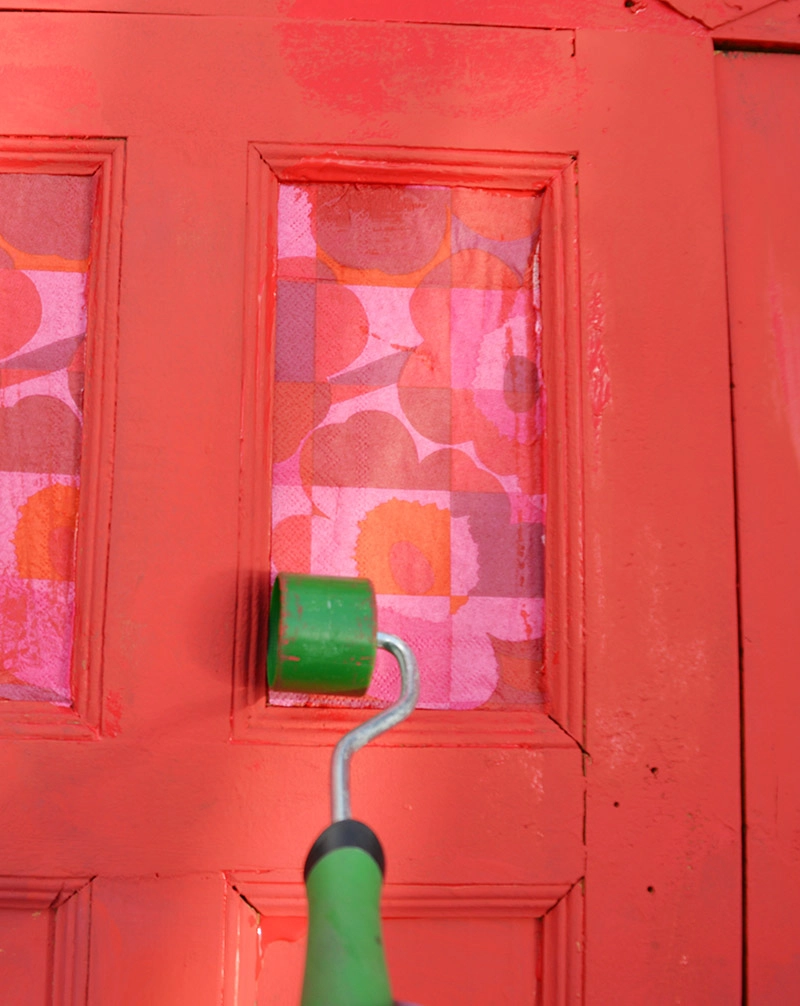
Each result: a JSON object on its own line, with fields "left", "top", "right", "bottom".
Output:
{"left": 0, "top": 6, "right": 775, "bottom": 1003}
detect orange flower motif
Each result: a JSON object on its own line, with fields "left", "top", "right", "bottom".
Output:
{"left": 14, "top": 483, "right": 79, "bottom": 581}
{"left": 355, "top": 499, "right": 450, "bottom": 596}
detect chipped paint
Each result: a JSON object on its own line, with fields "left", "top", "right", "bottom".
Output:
{"left": 586, "top": 286, "right": 612, "bottom": 448}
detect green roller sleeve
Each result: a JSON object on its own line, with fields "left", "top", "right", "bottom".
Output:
{"left": 268, "top": 573, "right": 377, "bottom": 696}
{"left": 301, "top": 822, "right": 393, "bottom": 1006}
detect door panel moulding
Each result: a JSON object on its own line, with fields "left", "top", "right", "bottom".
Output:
{"left": 231, "top": 142, "right": 585, "bottom": 750}
{"left": 224, "top": 874, "right": 584, "bottom": 1005}
{"left": 0, "top": 138, "right": 124, "bottom": 740}
{"left": 0, "top": 876, "right": 93, "bottom": 1004}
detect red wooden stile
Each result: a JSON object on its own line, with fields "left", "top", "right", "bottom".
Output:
{"left": 718, "top": 50, "right": 800, "bottom": 1004}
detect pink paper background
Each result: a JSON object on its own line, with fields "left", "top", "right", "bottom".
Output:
{"left": 0, "top": 174, "right": 94, "bottom": 703}
{"left": 271, "top": 182, "right": 546, "bottom": 710}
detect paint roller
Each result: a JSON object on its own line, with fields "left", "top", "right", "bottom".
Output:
{"left": 267, "top": 572, "right": 421, "bottom": 1006}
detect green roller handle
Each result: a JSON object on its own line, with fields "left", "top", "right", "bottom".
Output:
{"left": 264, "top": 573, "right": 422, "bottom": 1005}
{"left": 268, "top": 572, "right": 377, "bottom": 696}
{"left": 301, "top": 822, "right": 393, "bottom": 1006}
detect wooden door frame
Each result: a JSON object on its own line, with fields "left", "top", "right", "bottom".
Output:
{"left": 232, "top": 142, "right": 585, "bottom": 751}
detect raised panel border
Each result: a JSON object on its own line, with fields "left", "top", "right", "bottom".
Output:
{"left": 233, "top": 142, "right": 584, "bottom": 747}
{"left": 0, "top": 138, "right": 125, "bottom": 739}
{"left": 0, "top": 876, "right": 93, "bottom": 1004}
{"left": 224, "top": 874, "right": 583, "bottom": 1005}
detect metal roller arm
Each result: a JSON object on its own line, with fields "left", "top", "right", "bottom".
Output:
{"left": 330, "top": 632, "right": 420, "bottom": 823}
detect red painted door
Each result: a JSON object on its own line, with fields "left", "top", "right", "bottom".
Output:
{"left": 717, "top": 50, "right": 800, "bottom": 1004}
{"left": 0, "top": 9, "right": 741, "bottom": 1004}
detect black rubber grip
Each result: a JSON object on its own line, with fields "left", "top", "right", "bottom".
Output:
{"left": 304, "top": 818, "right": 386, "bottom": 881}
